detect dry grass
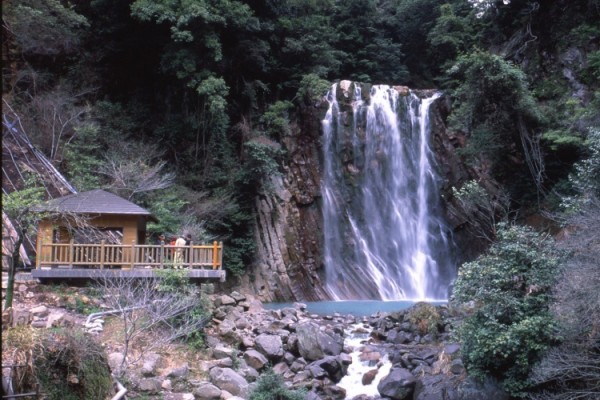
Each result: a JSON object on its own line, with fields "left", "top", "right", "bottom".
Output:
{"left": 2, "top": 325, "right": 40, "bottom": 394}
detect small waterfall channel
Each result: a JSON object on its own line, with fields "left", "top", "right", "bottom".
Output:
{"left": 322, "top": 82, "right": 455, "bottom": 301}
{"left": 337, "top": 323, "right": 392, "bottom": 398}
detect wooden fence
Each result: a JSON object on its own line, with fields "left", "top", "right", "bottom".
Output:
{"left": 36, "top": 241, "right": 223, "bottom": 270}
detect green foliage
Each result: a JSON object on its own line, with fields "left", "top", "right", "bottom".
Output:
{"left": 195, "top": 76, "right": 229, "bottom": 114}
{"left": 144, "top": 187, "right": 189, "bottom": 237}
{"left": 242, "top": 139, "right": 284, "bottom": 187}
{"left": 444, "top": 49, "right": 542, "bottom": 190}
{"left": 453, "top": 223, "right": 564, "bottom": 396}
{"left": 447, "top": 49, "right": 540, "bottom": 134}
{"left": 223, "top": 233, "right": 256, "bottom": 277}
{"left": 561, "top": 128, "right": 600, "bottom": 212}
{"left": 155, "top": 268, "right": 191, "bottom": 293}
{"left": 541, "top": 128, "right": 585, "bottom": 152}
{"left": 34, "top": 328, "right": 112, "bottom": 400}
{"left": 451, "top": 180, "right": 509, "bottom": 242}
{"left": 406, "top": 302, "right": 441, "bottom": 336}
{"left": 3, "top": 0, "right": 89, "bottom": 56}
{"left": 2, "top": 174, "right": 46, "bottom": 230}
{"left": 63, "top": 124, "right": 103, "bottom": 191}
{"left": 296, "top": 74, "right": 331, "bottom": 104}
{"left": 427, "top": 3, "right": 474, "bottom": 66}
{"left": 582, "top": 50, "right": 600, "bottom": 84}
{"left": 248, "top": 369, "right": 306, "bottom": 400}
{"left": 260, "top": 101, "right": 293, "bottom": 138}
{"left": 153, "top": 270, "right": 212, "bottom": 346}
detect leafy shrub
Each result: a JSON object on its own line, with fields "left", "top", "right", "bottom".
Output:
{"left": 248, "top": 369, "right": 305, "bottom": 400}
{"left": 452, "top": 223, "right": 564, "bottom": 396}
{"left": 406, "top": 302, "right": 442, "bottom": 336}
{"left": 296, "top": 73, "right": 331, "bottom": 104}
{"left": 561, "top": 128, "right": 600, "bottom": 212}
{"left": 33, "top": 328, "right": 112, "bottom": 400}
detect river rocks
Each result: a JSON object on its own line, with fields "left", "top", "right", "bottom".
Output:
{"left": 377, "top": 368, "right": 416, "bottom": 399}
{"left": 142, "top": 353, "right": 162, "bottom": 376}
{"left": 296, "top": 321, "right": 344, "bottom": 361}
{"left": 208, "top": 367, "right": 249, "bottom": 397}
{"left": 193, "top": 382, "right": 222, "bottom": 400}
{"left": 243, "top": 349, "right": 268, "bottom": 370}
{"left": 254, "top": 333, "right": 284, "bottom": 360}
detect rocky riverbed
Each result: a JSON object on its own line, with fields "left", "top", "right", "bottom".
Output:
{"left": 2, "top": 276, "right": 509, "bottom": 400}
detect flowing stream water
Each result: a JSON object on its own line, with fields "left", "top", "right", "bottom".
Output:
{"left": 337, "top": 324, "right": 391, "bottom": 398}
{"left": 322, "top": 83, "right": 455, "bottom": 301}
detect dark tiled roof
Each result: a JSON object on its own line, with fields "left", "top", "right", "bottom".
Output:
{"left": 34, "top": 189, "right": 157, "bottom": 220}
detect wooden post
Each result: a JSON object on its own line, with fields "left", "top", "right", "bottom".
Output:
{"left": 219, "top": 241, "right": 224, "bottom": 270}
{"left": 130, "top": 241, "right": 136, "bottom": 269}
{"left": 36, "top": 238, "right": 42, "bottom": 269}
{"left": 69, "top": 239, "right": 74, "bottom": 268}
{"left": 100, "top": 240, "right": 105, "bottom": 269}
{"left": 190, "top": 241, "right": 195, "bottom": 269}
{"left": 212, "top": 241, "right": 219, "bottom": 270}
{"left": 160, "top": 243, "right": 164, "bottom": 268}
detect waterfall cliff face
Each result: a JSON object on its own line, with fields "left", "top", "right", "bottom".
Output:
{"left": 242, "top": 81, "right": 478, "bottom": 303}
{"left": 322, "top": 82, "right": 455, "bottom": 300}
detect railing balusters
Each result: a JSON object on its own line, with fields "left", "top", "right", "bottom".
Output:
{"left": 69, "top": 240, "right": 74, "bottom": 267}
{"left": 37, "top": 243, "right": 222, "bottom": 270}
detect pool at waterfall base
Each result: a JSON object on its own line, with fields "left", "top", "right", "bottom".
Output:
{"left": 263, "top": 300, "right": 448, "bottom": 317}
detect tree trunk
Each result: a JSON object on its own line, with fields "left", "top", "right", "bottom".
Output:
{"left": 4, "top": 234, "right": 23, "bottom": 311}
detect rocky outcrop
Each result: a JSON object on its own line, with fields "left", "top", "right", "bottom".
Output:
{"left": 244, "top": 81, "right": 491, "bottom": 302}
{"left": 241, "top": 98, "right": 330, "bottom": 302}
{"left": 4, "top": 279, "right": 508, "bottom": 400}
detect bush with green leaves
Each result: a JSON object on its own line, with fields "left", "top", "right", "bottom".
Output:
{"left": 296, "top": 73, "right": 332, "bottom": 104}
{"left": 561, "top": 128, "right": 600, "bottom": 212}
{"left": 248, "top": 369, "right": 305, "bottom": 400}
{"left": 33, "top": 328, "right": 112, "bottom": 400}
{"left": 452, "top": 223, "right": 564, "bottom": 396}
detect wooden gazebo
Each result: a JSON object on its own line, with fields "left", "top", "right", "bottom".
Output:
{"left": 31, "top": 189, "right": 225, "bottom": 281}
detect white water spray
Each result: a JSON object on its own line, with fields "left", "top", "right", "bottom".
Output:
{"left": 322, "top": 83, "right": 455, "bottom": 301}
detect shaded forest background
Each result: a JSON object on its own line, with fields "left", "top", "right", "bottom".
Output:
{"left": 3, "top": 0, "right": 599, "bottom": 274}
{"left": 3, "top": 1, "right": 600, "bottom": 398}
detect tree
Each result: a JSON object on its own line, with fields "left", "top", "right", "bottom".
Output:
{"left": 449, "top": 180, "right": 510, "bottom": 243}
{"left": 99, "top": 142, "right": 175, "bottom": 201}
{"left": 528, "top": 200, "right": 600, "bottom": 400}
{"left": 444, "top": 49, "right": 545, "bottom": 197}
{"left": 2, "top": 176, "right": 45, "bottom": 310}
{"left": 452, "top": 223, "right": 564, "bottom": 396}
{"left": 93, "top": 270, "right": 210, "bottom": 375}
{"left": 527, "top": 130, "right": 600, "bottom": 399}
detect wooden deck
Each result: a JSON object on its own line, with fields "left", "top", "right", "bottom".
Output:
{"left": 32, "top": 241, "right": 226, "bottom": 282}
{"left": 31, "top": 268, "right": 226, "bottom": 281}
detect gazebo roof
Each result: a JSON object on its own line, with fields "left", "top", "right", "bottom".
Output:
{"left": 34, "top": 189, "right": 158, "bottom": 221}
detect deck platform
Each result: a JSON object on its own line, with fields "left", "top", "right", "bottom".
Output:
{"left": 31, "top": 268, "right": 226, "bottom": 282}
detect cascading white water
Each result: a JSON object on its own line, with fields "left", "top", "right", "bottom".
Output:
{"left": 322, "top": 82, "right": 455, "bottom": 301}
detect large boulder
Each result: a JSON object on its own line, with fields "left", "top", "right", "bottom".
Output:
{"left": 254, "top": 333, "right": 284, "bottom": 360}
{"left": 296, "top": 322, "right": 344, "bottom": 361}
{"left": 377, "top": 368, "right": 416, "bottom": 400}
{"left": 208, "top": 367, "right": 249, "bottom": 397}
{"left": 193, "top": 382, "right": 222, "bottom": 400}
{"left": 244, "top": 349, "right": 268, "bottom": 370}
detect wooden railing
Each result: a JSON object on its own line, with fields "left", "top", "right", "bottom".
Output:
{"left": 36, "top": 241, "right": 224, "bottom": 270}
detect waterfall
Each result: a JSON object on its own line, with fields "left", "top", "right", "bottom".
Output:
{"left": 322, "top": 82, "right": 455, "bottom": 301}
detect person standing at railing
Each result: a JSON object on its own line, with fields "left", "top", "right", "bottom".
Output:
{"left": 173, "top": 233, "right": 191, "bottom": 269}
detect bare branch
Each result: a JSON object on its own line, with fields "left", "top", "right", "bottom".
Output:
{"left": 93, "top": 274, "right": 209, "bottom": 375}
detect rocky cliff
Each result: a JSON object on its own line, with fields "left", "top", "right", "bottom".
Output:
{"left": 243, "top": 81, "right": 491, "bottom": 302}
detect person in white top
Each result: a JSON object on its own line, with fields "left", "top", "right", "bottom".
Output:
{"left": 173, "top": 234, "right": 190, "bottom": 269}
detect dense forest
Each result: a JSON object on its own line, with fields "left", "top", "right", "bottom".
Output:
{"left": 3, "top": 0, "right": 599, "bottom": 398}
